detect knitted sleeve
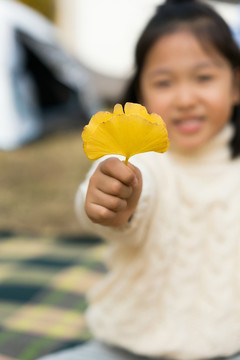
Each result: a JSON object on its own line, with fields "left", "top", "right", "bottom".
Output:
{"left": 74, "top": 157, "right": 156, "bottom": 247}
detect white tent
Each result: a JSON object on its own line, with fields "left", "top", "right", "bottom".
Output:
{"left": 0, "top": 0, "right": 98, "bottom": 151}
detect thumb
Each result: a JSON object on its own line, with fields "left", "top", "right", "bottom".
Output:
{"left": 127, "top": 162, "right": 142, "bottom": 188}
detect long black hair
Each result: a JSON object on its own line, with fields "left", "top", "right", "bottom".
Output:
{"left": 122, "top": 0, "right": 240, "bottom": 157}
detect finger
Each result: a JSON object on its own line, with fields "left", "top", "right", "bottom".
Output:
{"left": 100, "top": 158, "right": 136, "bottom": 186}
{"left": 97, "top": 176, "right": 133, "bottom": 199}
{"left": 91, "top": 189, "right": 128, "bottom": 212}
{"left": 126, "top": 162, "right": 141, "bottom": 187}
{"left": 86, "top": 203, "right": 117, "bottom": 225}
{"left": 89, "top": 170, "right": 133, "bottom": 199}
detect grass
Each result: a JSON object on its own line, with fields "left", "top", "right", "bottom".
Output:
{"left": 0, "top": 130, "right": 92, "bottom": 238}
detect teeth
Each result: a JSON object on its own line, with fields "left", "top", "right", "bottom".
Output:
{"left": 175, "top": 118, "right": 202, "bottom": 126}
{"left": 180, "top": 118, "right": 199, "bottom": 123}
{"left": 174, "top": 118, "right": 203, "bottom": 133}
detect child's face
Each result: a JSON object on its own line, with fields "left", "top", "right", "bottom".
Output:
{"left": 140, "top": 30, "right": 239, "bottom": 151}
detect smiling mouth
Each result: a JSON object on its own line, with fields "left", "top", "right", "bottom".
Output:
{"left": 173, "top": 118, "right": 204, "bottom": 134}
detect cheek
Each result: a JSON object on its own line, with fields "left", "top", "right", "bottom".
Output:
{"left": 205, "top": 91, "right": 233, "bottom": 124}
{"left": 141, "top": 89, "right": 171, "bottom": 119}
{"left": 203, "top": 79, "right": 236, "bottom": 117}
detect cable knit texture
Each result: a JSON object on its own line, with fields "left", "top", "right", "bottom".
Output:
{"left": 75, "top": 125, "right": 240, "bottom": 360}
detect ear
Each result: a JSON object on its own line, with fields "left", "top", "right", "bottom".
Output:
{"left": 233, "top": 68, "right": 240, "bottom": 105}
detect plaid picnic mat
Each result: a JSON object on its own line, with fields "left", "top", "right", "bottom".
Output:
{"left": 0, "top": 233, "right": 106, "bottom": 360}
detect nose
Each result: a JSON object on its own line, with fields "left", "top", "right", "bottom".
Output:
{"left": 174, "top": 83, "right": 197, "bottom": 109}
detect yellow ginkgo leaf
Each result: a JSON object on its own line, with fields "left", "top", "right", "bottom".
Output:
{"left": 82, "top": 102, "right": 169, "bottom": 163}
{"left": 113, "top": 103, "right": 124, "bottom": 115}
{"left": 81, "top": 111, "right": 112, "bottom": 143}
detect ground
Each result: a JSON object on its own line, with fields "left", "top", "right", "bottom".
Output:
{"left": 0, "top": 130, "right": 92, "bottom": 238}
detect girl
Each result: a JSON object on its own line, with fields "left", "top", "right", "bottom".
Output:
{"left": 39, "top": 0, "right": 240, "bottom": 359}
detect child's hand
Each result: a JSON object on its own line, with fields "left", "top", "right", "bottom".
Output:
{"left": 85, "top": 157, "right": 142, "bottom": 227}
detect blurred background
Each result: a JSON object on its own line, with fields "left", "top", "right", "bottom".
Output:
{"left": 0, "top": 2, "right": 240, "bottom": 359}
{"left": 0, "top": 0, "right": 240, "bottom": 238}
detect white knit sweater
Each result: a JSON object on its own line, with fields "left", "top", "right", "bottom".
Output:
{"left": 75, "top": 125, "right": 240, "bottom": 360}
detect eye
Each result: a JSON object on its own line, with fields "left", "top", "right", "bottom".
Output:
{"left": 153, "top": 80, "right": 171, "bottom": 88}
{"left": 197, "top": 74, "right": 213, "bottom": 82}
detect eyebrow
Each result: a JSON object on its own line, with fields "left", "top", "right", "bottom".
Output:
{"left": 148, "top": 61, "right": 223, "bottom": 78}
{"left": 194, "top": 61, "right": 223, "bottom": 69}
